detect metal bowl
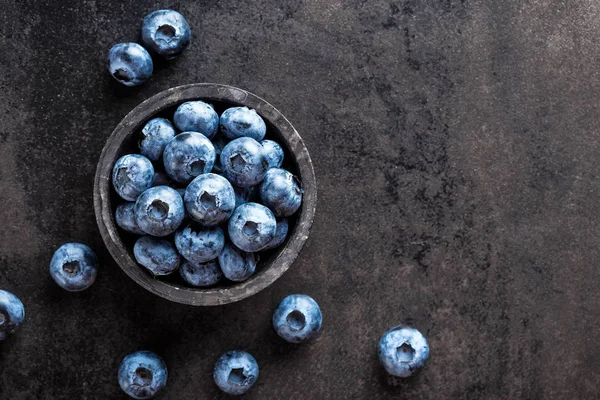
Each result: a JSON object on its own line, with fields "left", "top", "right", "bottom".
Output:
{"left": 94, "top": 84, "right": 316, "bottom": 306}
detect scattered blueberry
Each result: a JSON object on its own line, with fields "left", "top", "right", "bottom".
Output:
{"left": 228, "top": 202, "right": 276, "bottom": 252}
{"left": 179, "top": 259, "right": 222, "bottom": 287}
{"left": 174, "top": 225, "right": 225, "bottom": 263}
{"left": 163, "top": 132, "right": 216, "bottom": 183}
{"left": 107, "top": 43, "right": 153, "bottom": 86}
{"left": 273, "top": 294, "right": 322, "bottom": 343}
{"left": 141, "top": 9, "right": 191, "bottom": 60}
{"left": 378, "top": 326, "right": 429, "bottom": 378}
{"left": 184, "top": 173, "right": 235, "bottom": 226}
{"left": 261, "top": 139, "right": 284, "bottom": 169}
{"left": 134, "top": 186, "right": 185, "bottom": 236}
{"left": 134, "top": 236, "right": 181, "bottom": 276}
{"left": 213, "top": 350, "right": 259, "bottom": 396}
{"left": 173, "top": 101, "right": 219, "bottom": 139}
{"left": 112, "top": 154, "right": 155, "bottom": 201}
{"left": 118, "top": 350, "right": 168, "bottom": 399}
{"left": 263, "top": 218, "right": 289, "bottom": 250}
{"left": 217, "top": 243, "right": 258, "bottom": 282}
{"left": 115, "top": 203, "right": 146, "bottom": 235}
{"left": 259, "top": 168, "right": 303, "bottom": 217}
{"left": 220, "top": 137, "right": 268, "bottom": 188}
{"left": 0, "top": 290, "right": 24, "bottom": 341}
{"left": 220, "top": 106, "right": 266, "bottom": 141}
{"left": 139, "top": 118, "right": 176, "bottom": 162}
{"left": 49, "top": 243, "right": 98, "bottom": 292}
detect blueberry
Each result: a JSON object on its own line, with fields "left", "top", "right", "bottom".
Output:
{"left": 107, "top": 43, "right": 153, "bottom": 86}
{"left": 141, "top": 9, "right": 191, "bottom": 60}
{"left": 49, "top": 243, "right": 98, "bottom": 292}
{"left": 213, "top": 350, "right": 259, "bottom": 396}
{"left": 139, "top": 118, "right": 176, "bottom": 162}
{"left": 112, "top": 154, "right": 155, "bottom": 201}
{"left": 228, "top": 203, "right": 276, "bottom": 252}
{"left": 0, "top": 290, "right": 24, "bottom": 341}
{"left": 220, "top": 106, "right": 266, "bottom": 141}
{"left": 259, "top": 168, "right": 303, "bottom": 217}
{"left": 220, "top": 137, "right": 268, "bottom": 187}
{"left": 163, "top": 132, "right": 216, "bottom": 183}
{"left": 118, "top": 350, "right": 168, "bottom": 399}
{"left": 115, "top": 203, "right": 146, "bottom": 235}
{"left": 273, "top": 294, "right": 322, "bottom": 343}
{"left": 179, "top": 259, "right": 222, "bottom": 287}
{"left": 261, "top": 140, "right": 284, "bottom": 169}
{"left": 184, "top": 173, "right": 235, "bottom": 226}
{"left": 174, "top": 225, "right": 225, "bottom": 263}
{"left": 134, "top": 236, "right": 181, "bottom": 276}
{"left": 217, "top": 243, "right": 258, "bottom": 282}
{"left": 263, "top": 218, "right": 289, "bottom": 250}
{"left": 378, "top": 326, "right": 429, "bottom": 378}
{"left": 173, "top": 101, "right": 219, "bottom": 139}
{"left": 134, "top": 186, "right": 185, "bottom": 236}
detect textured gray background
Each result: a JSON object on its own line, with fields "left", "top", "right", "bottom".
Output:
{"left": 0, "top": 0, "right": 599, "bottom": 399}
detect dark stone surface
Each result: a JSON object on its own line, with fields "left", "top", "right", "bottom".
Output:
{"left": 0, "top": 0, "right": 599, "bottom": 398}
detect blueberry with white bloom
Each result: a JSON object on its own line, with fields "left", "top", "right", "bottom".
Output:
{"left": 263, "top": 218, "right": 288, "bottom": 250}
{"left": 0, "top": 290, "right": 24, "bottom": 341}
{"left": 173, "top": 101, "right": 219, "bottom": 139}
{"left": 220, "top": 106, "right": 266, "bottom": 141}
{"left": 112, "top": 154, "right": 155, "bottom": 201}
{"left": 174, "top": 225, "right": 225, "bottom": 263}
{"left": 259, "top": 168, "right": 303, "bottom": 217}
{"left": 378, "top": 326, "right": 429, "bottom": 378}
{"left": 261, "top": 140, "right": 284, "bottom": 169}
{"left": 184, "top": 173, "right": 235, "bottom": 226}
{"left": 217, "top": 243, "right": 258, "bottom": 282}
{"left": 163, "top": 132, "right": 216, "bottom": 183}
{"left": 179, "top": 259, "right": 222, "bottom": 287}
{"left": 50, "top": 243, "right": 98, "bottom": 292}
{"left": 139, "top": 118, "right": 176, "bottom": 162}
{"left": 273, "top": 294, "right": 322, "bottom": 343}
{"left": 134, "top": 236, "right": 181, "bottom": 276}
{"left": 228, "top": 203, "right": 276, "bottom": 252}
{"left": 118, "top": 350, "right": 168, "bottom": 399}
{"left": 220, "top": 137, "right": 268, "bottom": 188}
{"left": 134, "top": 186, "right": 185, "bottom": 236}
{"left": 115, "top": 203, "right": 145, "bottom": 235}
{"left": 213, "top": 350, "right": 259, "bottom": 396}
{"left": 107, "top": 43, "right": 153, "bottom": 86}
{"left": 141, "top": 9, "right": 191, "bottom": 60}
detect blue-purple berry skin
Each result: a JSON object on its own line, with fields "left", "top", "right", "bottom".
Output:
{"left": 173, "top": 101, "right": 219, "bottom": 139}
{"left": 115, "top": 203, "right": 146, "bottom": 235}
{"left": 263, "top": 218, "right": 289, "bottom": 250}
{"left": 107, "top": 43, "right": 153, "bottom": 86}
{"left": 220, "top": 106, "right": 266, "bottom": 141}
{"left": 174, "top": 225, "right": 225, "bottom": 263}
{"left": 220, "top": 137, "right": 268, "bottom": 188}
{"left": 134, "top": 236, "right": 181, "bottom": 276}
{"left": 0, "top": 290, "right": 25, "bottom": 341}
{"left": 163, "top": 132, "right": 216, "bottom": 184}
{"left": 118, "top": 350, "right": 168, "bottom": 399}
{"left": 140, "top": 118, "right": 176, "bottom": 162}
{"left": 141, "top": 9, "right": 191, "bottom": 60}
{"left": 184, "top": 173, "right": 235, "bottom": 227}
{"left": 213, "top": 350, "right": 259, "bottom": 395}
{"left": 228, "top": 203, "right": 276, "bottom": 252}
{"left": 261, "top": 140, "right": 284, "bottom": 169}
{"left": 134, "top": 186, "right": 185, "bottom": 236}
{"left": 112, "top": 154, "right": 155, "bottom": 201}
{"left": 50, "top": 243, "right": 98, "bottom": 292}
{"left": 273, "top": 294, "right": 322, "bottom": 343}
{"left": 217, "top": 243, "right": 258, "bottom": 282}
{"left": 259, "top": 168, "right": 303, "bottom": 217}
{"left": 179, "top": 259, "right": 222, "bottom": 287}
{"left": 378, "top": 326, "right": 429, "bottom": 378}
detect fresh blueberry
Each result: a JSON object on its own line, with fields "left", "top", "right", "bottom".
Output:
{"left": 115, "top": 203, "right": 146, "bottom": 235}
{"left": 273, "top": 294, "right": 322, "bottom": 343}
{"left": 184, "top": 173, "right": 235, "bottom": 226}
{"left": 220, "top": 106, "right": 266, "bottom": 141}
{"left": 163, "top": 132, "right": 216, "bottom": 183}
{"left": 49, "top": 243, "right": 98, "bottom": 292}
{"left": 0, "top": 290, "right": 24, "bottom": 341}
{"left": 134, "top": 236, "right": 181, "bottom": 276}
{"left": 112, "top": 154, "right": 155, "bottom": 201}
{"left": 259, "top": 168, "right": 303, "bottom": 217}
{"left": 139, "top": 118, "right": 176, "bottom": 162}
{"left": 217, "top": 243, "right": 258, "bottom": 282}
{"left": 220, "top": 137, "right": 268, "bottom": 187}
{"left": 263, "top": 218, "right": 289, "bottom": 250}
{"left": 174, "top": 225, "right": 225, "bottom": 263}
{"left": 173, "top": 101, "right": 219, "bottom": 139}
{"left": 213, "top": 350, "right": 259, "bottom": 396}
{"left": 118, "top": 350, "right": 168, "bottom": 399}
{"left": 151, "top": 171, "right": 173, "bottom": 187}
{"left": 261, "top": 139, "right": 284, "bottom": 169}
{"left": 378, "top": 326, "right": 429, "bottom": 378}
{"left": 134, "top": 186, "right": 185, "bottom": 236}
{"left": 107, "top": 43, "right": 153, "bottom": 86}
{"left": 179, "top": 259, "right": 222, "bottom": 287}
{"left": 228, "top": 203, "right": 276, "bottom": 252}
{"left": 141, "top": 9, "right": 191, "bottom": 60}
